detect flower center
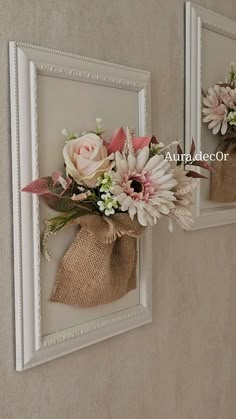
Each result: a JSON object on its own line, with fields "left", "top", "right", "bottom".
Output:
{"left": 130, "top": 179, "right": 143, "bottom": 193}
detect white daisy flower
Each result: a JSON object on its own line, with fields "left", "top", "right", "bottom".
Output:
{"left": 202, "top": 85, "right": 229, "bottom": 135}
{"left": 112, "top": 146, "right": 177, "bottom": 227}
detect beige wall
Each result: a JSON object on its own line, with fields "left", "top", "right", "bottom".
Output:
{"left": 1, "top": 0, "right": 236, "bottom": 418}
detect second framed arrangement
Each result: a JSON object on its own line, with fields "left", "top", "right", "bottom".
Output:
{"left": 185, "top": 2, "right": 236, "bottom": 229}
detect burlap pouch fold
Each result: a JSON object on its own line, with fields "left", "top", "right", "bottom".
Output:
{"left": 50, "top": 213, "right": 145, "bottom": 308}
{"left": 210, "top": 132, "right": 236, "bottom": 202}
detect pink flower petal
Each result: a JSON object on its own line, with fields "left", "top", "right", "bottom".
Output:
{"left": 133, "top": 136, "right": 153, "bottom": 151}
{"left": 107, "top": 127, "right": 126, "bottom": 154}
{"left": 52, "top": 171, "right": 63, "bottom": 184}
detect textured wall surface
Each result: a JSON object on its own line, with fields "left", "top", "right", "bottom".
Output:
{"left": 1, "top": 0, "right": 236, "bottom": 418}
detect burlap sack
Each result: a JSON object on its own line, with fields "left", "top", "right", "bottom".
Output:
{"left": 50, "top": 213, "right": 145, "bottom": 308}
{"left": 210, "top": 133, "right": 236, "bottom": 202}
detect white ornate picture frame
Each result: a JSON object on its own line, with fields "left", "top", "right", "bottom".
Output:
{"left": 10, "top": 41, "right": 152, "bottom": 370}
{"left": 185, "top": 2, "right": 236, "bottom": 229}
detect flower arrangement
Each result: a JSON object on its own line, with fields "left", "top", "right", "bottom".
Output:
{"left": 23, "top": 119, "right": 211, "bottom": 260}
{"left": 22, "top": 119, "right": 211, "bottom": 308}
{"left": 202, "top": 63, "right": 236, "bottom": 135}
{"left": 202, "top": 64, "right": 236, "bottom": 203}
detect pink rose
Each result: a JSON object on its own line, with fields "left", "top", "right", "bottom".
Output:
{"left": 63, "top": 133, "right": 113, "bottom": 187}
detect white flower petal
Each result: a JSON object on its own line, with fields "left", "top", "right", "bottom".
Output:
{"left": 221, "top": 119, "right": 228, "bottom": 135}
{"left": 151, "top": 169, "right": 166, "bottom": 180}
{"left": 116, "top": 159, "right": 128, "bottom": 174}
{"left": 136, "top": 146, "right": 150, "bottom": 171}
{"left": 129, "top": 206, "right": 137, "bottom": 216}
{"left": 208, "top": 119, "right": 220, "bottom": 129}
{"left": 121, "top": 196, "right": 134, "bottom": 212}
{"left": 127, "top": 154, "right": 136, "bottom": 170}
{"left": 159, "top": 179, "right": 177, "bottom": 189}
{"left": 144, "top": 211, "right": 155, "bottom": 226}
{"left": 212, "top": 121, "right": 221, "bottom": 135}
{"left": 158, "top": 173, "right": 175, "bottom": 185}
{"left": 137, "top": 207, "right": 148, "bottom": 226}
{"left": 144, "top": 154, "right": 164, "bottom": 172}
{"left": 116, "top": 192, "right": 128, "bottom": 204}
{"left": 113, "top": 185, "right": 124, "bottom": 195}
{"left": 150, "top": 159, "right": 171, "bottom": 174}
{"left": 145, "top": 204, "right": 161, "bottom": 219}
{"left": 158, "top": 204, "right": 170, "bottom": 215}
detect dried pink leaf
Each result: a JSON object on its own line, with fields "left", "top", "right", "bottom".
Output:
{"left": 21, "top": 177, "right": 51, "bottom": 194}
{"left": 186, "top": 170, "right": 208, "bottom": 179}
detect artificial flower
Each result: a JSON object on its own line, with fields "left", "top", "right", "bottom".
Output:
{"left": 63, "top": 133, "right": 114, "bottom": 187}
{"left": 97, "top": 172, "right": 115, "bottom": 192}
{"left": 52, "top": 171, "right": 72, "bottom": 191}
{"left": 61, "top": 128, "right": 79, "bottom": 141}
{"left": 112, "top": 147, "right": 177, "bottom": 226}
{"left": 220, "top": 86, "right": 236, "bottom": 109}
{"left": 97, "top": 192, "right": 119, "bottom": 216}
{"left": 202, "top": 85, "right": 228, "bottom": 135}
{"left": 71, "top": 191, "right": 91, "bottom": 201}
{"left": 227, "top": 110, "right": 236, "bottom": 126}
{"left": 22, "top": 119, "right": 212, "bottom": 263}
{"left": 95, "top": 117, "right": 104, "bottom": 135}
{"left": 149, "top": 142, "right": 165, "bottom": 157}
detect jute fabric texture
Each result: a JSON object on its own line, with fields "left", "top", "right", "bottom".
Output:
{"left": 210, "top": 133, "right": 236, "bottom": 202}
{"left": 50, "top": 213, "right": 145, "bottom": 307}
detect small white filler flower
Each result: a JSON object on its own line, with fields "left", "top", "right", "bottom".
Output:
{"left": 97, "top": 192, "right": 119, "bottom": 216}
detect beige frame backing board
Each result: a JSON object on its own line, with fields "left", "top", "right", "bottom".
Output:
{"left": 10, "top": 41, "right": 152, "bottom": 370}
{"left": 185, "top": 2, "right": 236, "bottom": 229}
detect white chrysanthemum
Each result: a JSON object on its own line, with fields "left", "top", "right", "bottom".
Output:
{"left": 220, "top": 86, "right": 236, "bottom": 109}
{"left": 168, "top": 167, "right": 196, "bottom": 231}
{"left": 202, "top": 85, "right": 228, "bottom": 135}
{"left": 112, "top": 146, "right": 177, "bottom": 226}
